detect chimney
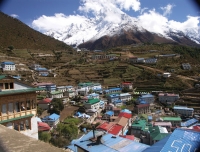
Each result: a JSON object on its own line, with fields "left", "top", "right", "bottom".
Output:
{"left": 92, "top": 125, "right": 95, "bottom": 139}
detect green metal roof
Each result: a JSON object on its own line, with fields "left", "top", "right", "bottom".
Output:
{"left": 0, "top": 88, "right": 44, "bottom": 96}
{"left": 0, "top": 114, "right": 34, "bottom": 124}
{"left": 78, "top": 82, "right": 93, "bottom": 86}
{"left": 131, "top": 119, "right": 147, "bottom": 130}
{"left": 50, "top": 91, "right": 62, "bottom": 95}
{"left": 0, "top": 75, "right": 6, "bottom": 80}
{"left": 149, "top": 126, "right": 170, "bottom": 141}
{"left": 86, "top": 98, "right": 100, "bottom": 104}
{"left": 162, "top": 117, "right": 182, "bottom": 121}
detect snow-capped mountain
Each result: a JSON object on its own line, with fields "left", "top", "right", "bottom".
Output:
{"left": 45, "top": 9, "right": 200, "bottom": 49}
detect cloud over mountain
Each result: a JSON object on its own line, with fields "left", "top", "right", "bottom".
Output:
{"left": 31, "top": 0, "right": 200, "bottom": 46}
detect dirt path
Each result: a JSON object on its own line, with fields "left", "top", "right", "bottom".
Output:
{"left": 60, "top": 105, "right": 79, "bottom": 121}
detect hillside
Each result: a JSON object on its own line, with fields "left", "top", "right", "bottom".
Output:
{"left": 78, "top": 30, "right": 200, "bottom": 50}
{"left": 0, "top": 11, "right": 71, "bottom": 51}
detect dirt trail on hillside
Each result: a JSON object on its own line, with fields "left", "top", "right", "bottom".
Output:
{"left": 134, "top": 64, "right": 198, "bottom": 88}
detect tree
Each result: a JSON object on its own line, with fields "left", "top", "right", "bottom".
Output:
{"left": 48, "top": 98, "right": 64, "bottom": 115}
{"left": 8, "top": 45, "right": 14, "bottom": 51}
{"left": 38, "top": 132, "right": 51, "bottom": 143}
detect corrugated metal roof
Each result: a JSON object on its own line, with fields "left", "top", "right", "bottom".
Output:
{"left": 0, "top": 88, "right": 44, "bottom": 95}
{"left": 108, "top": 125, "right": 123, "bottom": 135}
{"left": 181, "top": 118, "right": 198, "bottom": 127}
{"left": 162, "top": 117, "right": 182, "bottom": 121}
{"left": 1, "top": 61, "right": 15, "bottom": 65}
{"left": 118, "top": 112, "right": 132, "bottom": 119}
{"left": 173, "top": 106, "right": 194, "bottom": 110}
{"left": 67, "top": 131, "right": 149, "bottom": 152}
{"left": 106, "top": 111, "right": 114, "bottom": 116}
{"left": 47, "top": 113, "right": 60, "bottom": 120}
{"left": 160, "top": 129, "right": 200, "bottom": 152}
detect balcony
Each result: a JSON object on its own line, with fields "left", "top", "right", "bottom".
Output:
{"left": 0, "top": 109, "right": 36, "bottom": 122}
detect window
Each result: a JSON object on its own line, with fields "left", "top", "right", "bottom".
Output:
{"left": 5, "top": 83, "right": 9, "bottom": 89}
{"left": 10, "top": 83, "right": 14, "bottom": 89}
{"left": 0, "top": 83, "right": 3, "bottom": 89}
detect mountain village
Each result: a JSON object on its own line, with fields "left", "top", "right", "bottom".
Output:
{"left": 0, "top": 47, "right": 200, "bottom": 152}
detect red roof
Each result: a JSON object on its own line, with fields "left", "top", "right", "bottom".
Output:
{"left": 119, "top": 135, "right": 135, "bottom": 140}
{"left": 38, "top": 98, "right": 52, "bottom": 104}
{"left": 136, "top": 104, "right": 150, "bottom": 108}
{"left": 193, "top": 126, "right": 200, "bottom": 131}
{"left": 96, "top": 122, "right": 115, "bottom": 131}
{"left": 38, "top": 122, "right": 50, "bottom": 131}
{"left": 122, "top": 82, "right": 131, "bottom": 85}
{"left": 118, "top": 112, "right": 132, "bottom": 119}
{"left": 108, "top": 124, "right": 123, "bottom": 135}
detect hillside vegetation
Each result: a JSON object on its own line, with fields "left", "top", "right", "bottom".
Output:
{"left": 0, "top": 12, "right": 71, "bottom": 51}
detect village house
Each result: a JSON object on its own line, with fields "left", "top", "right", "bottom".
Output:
{"left": 92, "top": 54, "right": 117, "bottom": 60}
{"left": 113, "top": 99, "right": 123, "bottom": 107}
{"left": 118, "top": 112, "right": 132, "bottom": 126}
{"left": 134, "top": 104, "right": 150, "bottom": 114}
{"left": 137, "top": 94, "right": 155, "bottom": 104}
{"left": 158, "top": 93, "right": 179, "bottom": 104}
{"left": 64, "top": 90, "right": 76, "bottom": 98}
{"left": 33, "top": 82, "right": 56, "bottom": 92}
{"left": 120, "top": 93, "right": 132, "bottom": 103}
{"left": 105, "top": 103, "right": 115, "bottom": 111}
{"left": 144, "top": 58, "right": 157, "bottom": 64}
{"left": 181, "top": 118, "right": 198, "bottom": 128}
{"left": 163, "top": 72, "right": 171, "bottom": 78}
{"left": 84, "top": 98, "right": 100, "bottom": 110}
{"left": 56, "top": 86, "right": 66, "bottom": 93}
{"left": 121, "top": 82, "right": 133, "bottom": 90}
{"left": 1, "top": 61, "right": 16, "bottom": 71}
{"left": 37, "top": 98, "right": 52, "bottom": 110}
{"left": 161, "top": 117, "right": 182, "bottom": 127}
{"left": 42, "top": 113, "right": 60, "bottom": 127}
{"left": 35, "top": 67, "right": 49, "bottom": 77}
{"left": 173, "top": 106, "right": 194, "bottom": 117}
{"left": 107, "top": 94, "right": 120, "bottom": 103}
{"left": 153, "top": 122, "right": 172, "bottom": 132}
{"left": 114, "top": 116, "right": 129, "bottom": 135}
{"left": 129, "top": 57, "right": 138, "bottom": 63}
{"left": 182, "top": 63, "right": 191, "bottom": 70}
{"left": 0, "top": 75, "right": 42, "bottom": 139}
{"left": 66, "top": 130, "right": 150, "bottom": 152}
{"left": 29, "top": 64, "right": 41, "bottom": 70}
{"left": 48, "top": 91, "right": 63, "bottom": 98}
{"left": 103, "top": 87, "right": 122, "bottom": 95}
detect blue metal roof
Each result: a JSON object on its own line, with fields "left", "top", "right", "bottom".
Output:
{"left": 106, "top": 111, "right": 114, "bottom": 116}
{"left": 173, "top": 106, "right": 194, "bottom": 110}
{"left": 181, "top": 118, "right": 198, "bottom": 127}
{"left": 1, "top": 61, "right": 15, "bottom": 65}
{"left": 36, "top": 67, "right": 48, "bottom": 71}
{"left": 148, "top": 116, "right": 152, "bottom": 120}
{"left": 143, "top": 135, "right": 170, "bottom": 152}
{"left": 66, "top": 131, "right": 149, "bottom": 152}
{"left": 160, "top": 129, "right": 200, "bottom": 152}
{"left": 109, "top": 88, "right": 121, "bottom": 91}
{"left": 141, "top": 94, "right": 154, "bottom": 98}
{"left": 109, "top": 94, "right": 120, "bottom": 98}
{"left": 121, "top": 109, "right": 132, "bottom": 114}
{"left": 113, "top": 99, "right": 122, "bottom": 104}
{"left": 48, "top": 113, "right": 60, "bottom": 120}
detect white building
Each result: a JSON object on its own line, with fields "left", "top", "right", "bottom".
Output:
{"left": 173, "top": 106, "right": 194, "bottom": 117}
{"left": 84, "top": 98, "right": 100, "bottom": 110}
{"left": 56, "top": 86, "right": 66, "bottom": 93}
{"left": 49, "top": 91, "right": 63, "bottom": 98}
{"left": 120, "top": 93, "right": 132, "bottom": 102}
{"left": 139, "top": 94, "right": 155, "bottom": 104}
{"left": 163, "top": 72, "right": 171, "bottom": 78}
{"left": 158, "top": 93, "right": 179, "bottom": 104}
{"left": 1, "top": 61, "right": 16, "bottom": 71}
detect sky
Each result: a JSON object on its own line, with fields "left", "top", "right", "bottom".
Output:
{"left": 0, "top": 0, "right": 200, "bottom": 35}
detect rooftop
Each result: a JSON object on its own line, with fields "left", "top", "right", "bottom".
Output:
{"left": 118, "top": 112, "right": 132, "bottom": 119}
{"left": 86, "top": 98, "right": 100, "bottom": 104}
{"left": 66, "top": 131, "right": 150, "bottom": 152}
{"left": 132, "top": 119, "right": 147, "bottom": 130}
{"left": 173, "top": 106, "right": 194, "bottom": 110}
{"left": 1, "top": 61, "right": 15, "bottom": 65}
{"left": 0, "top": 88, "right": 44, "bottom": 96}
{"left": 50, "top": 91, "right": 62, "bottom": 95}
{"left": 108, "top": 124, "right": 123, "bottom": 135}
{"left": 162, "top": 117, "right": 182, "bottom": 121}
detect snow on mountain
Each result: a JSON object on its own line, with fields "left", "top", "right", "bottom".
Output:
{"left": 45, "top": 9, "right": 200, "bottom": 47}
